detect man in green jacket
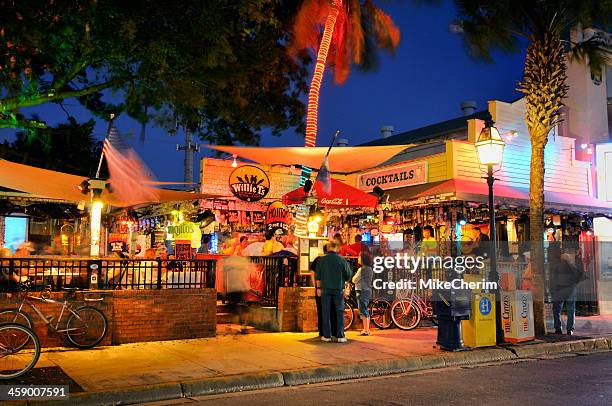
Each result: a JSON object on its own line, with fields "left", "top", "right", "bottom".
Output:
{"left": 315, "top": 240, "right": 353, "bottom": 342}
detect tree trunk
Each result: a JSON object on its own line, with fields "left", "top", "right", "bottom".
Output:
{"left": 529, "top": 139, "right": 546, "bottom": 336}
{"left": 296, "top": 0, "right": 343, "bottom": 236}
{"left": 303, "top": 0, "right": 343, "bottom": 149}
{"left": 518, "top": 33, "right": 568, "bottom": 336}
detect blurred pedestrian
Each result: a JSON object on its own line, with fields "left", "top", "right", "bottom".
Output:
{"left": 551, "top": 251, "right": 580, "bottom": 335}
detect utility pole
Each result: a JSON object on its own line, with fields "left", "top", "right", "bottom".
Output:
{"left": 177, "top": 128, "right": 199, "bottom": 186}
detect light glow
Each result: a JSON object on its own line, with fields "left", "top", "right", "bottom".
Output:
{"left": 476, "top": 124, "right": 505, "bottom": 166}
{"left": 90, "top": 200, "right": 104, "bottom": 257}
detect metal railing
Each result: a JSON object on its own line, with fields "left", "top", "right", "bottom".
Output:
{"left": 0, "top": 258, "right": 216, "bottom": 291}
{"left": 245, "top": 256, "right": 299, "bottom": 307}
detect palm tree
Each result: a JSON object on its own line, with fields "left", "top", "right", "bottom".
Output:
{"left": 290, "top": 0, "right": 400, "bottom": 234}
{"left": 452, "top": 0, "right": 611, "bottom": 334}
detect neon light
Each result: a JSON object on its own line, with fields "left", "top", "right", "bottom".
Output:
{"left": 304, "top": 0, "right": 343, "bottom": 149}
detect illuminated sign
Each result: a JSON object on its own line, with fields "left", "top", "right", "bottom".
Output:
{"left": 166, "top": 221, "right": 202, "bottom": 249}
{"left": 358, "top": 162, "right": 428, "bottom": 192}
{"left": 265, "top": 201, "right": 290, "bottom": 233}
{"left": 229, "top": 165, "right": 270, "bottom": 202}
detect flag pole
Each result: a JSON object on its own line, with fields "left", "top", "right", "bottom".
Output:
{"left": 325, "top": 130, "right": 340, "bottom": 158}
{"left": 95, "top": 113, "right": 115, "bottom": 178}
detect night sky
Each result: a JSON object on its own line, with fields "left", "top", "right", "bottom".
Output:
{"left": 2, "top": 1, "right": 526, "bottom": 183}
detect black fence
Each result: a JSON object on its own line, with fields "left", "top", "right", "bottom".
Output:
{"left": 0, "top": 258, "right": 216, "bottom": 291}
{"left": 243, "top": 256, "right": 299, "bottom": 307}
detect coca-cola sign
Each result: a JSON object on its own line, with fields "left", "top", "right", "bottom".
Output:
{"left": 319, "top": 197, "right": 348, "bottom": 206}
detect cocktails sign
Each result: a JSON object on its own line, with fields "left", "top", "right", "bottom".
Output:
{"left": 229, "top": 165, "right": 270, "bottom": 202}
{"left": 266, "top": 201, "right": 290, "bottom": 233}
{"left": 358, "top": 162, "right": 427, "bottom": 192}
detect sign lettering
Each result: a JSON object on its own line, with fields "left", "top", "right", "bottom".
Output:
{"left": 358, "top": 162, "right": 427, "bottom": 192}
{"left": 229, "top": 165, "right": 270, "bottom": 202}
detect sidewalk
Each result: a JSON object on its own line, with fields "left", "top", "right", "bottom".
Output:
{"left": 29, "top": 315, "right": 612, "bottom": 404}
{"left": 36, "top": 328, "right": 440, "bottom": 391}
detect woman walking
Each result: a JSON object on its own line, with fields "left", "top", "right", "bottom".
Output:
{"left": 352, "top": 251, "right": 374, "bottom": 335}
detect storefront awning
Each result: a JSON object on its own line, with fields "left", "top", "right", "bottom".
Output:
{"left": 386, "top": 179, "right": 612, "bottom": 213}
{"left": 204, "top": 145, "right": 413, "bottom": 174}
{"left": 0, "top": 159, "right": 211, "bottom": 207}
{"left": 283, "top": 178, "right": 378, "bottom": 208}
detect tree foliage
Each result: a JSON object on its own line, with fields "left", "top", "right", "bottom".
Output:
{"left": 0, "top": 117, "right": 101, "bottom": 176}
{"left": 290, "top": 0, "right": 400, "bottom": 84}
{"left": 0, "top": 0, "right": 310, "bottom": 144}
{"left": 451, "top": 0, "right": 611, "bottom": 335}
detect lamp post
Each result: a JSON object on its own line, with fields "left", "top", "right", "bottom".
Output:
{"left": 475, "top": 113, "right": 505, "bottom": 343}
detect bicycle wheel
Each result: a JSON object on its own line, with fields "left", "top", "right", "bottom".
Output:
{"left": 0, "top": 309, "right": 34, "bottom": 350}
{"left": 0, "top": 323, "right": 40, "bottom": 380}
{"left": 66, "top": 306, "right": 108, "bottom": 349}
{"left": 391, "top": 299, "right": 421, "bottom": 331}
{"left": 343, "top": 301, "right": 354, "bottom": 331}
{"left": 369, "top": 299, "right": 392, "bottom": 329}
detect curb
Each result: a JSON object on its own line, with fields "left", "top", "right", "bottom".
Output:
{"left": 30, "top": 336, "right": 611, "bottom": 405}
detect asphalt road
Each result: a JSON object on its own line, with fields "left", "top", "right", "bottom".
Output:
{"left": 154, "top": 351, "right": 612, "bottom": 406}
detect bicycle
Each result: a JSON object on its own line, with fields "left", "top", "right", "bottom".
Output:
{"left": 343, "top": 284, "right": 394, "bottom": 330}
{"left": 390, "top": 292, "right": 438, "bottom": 331}
{"left": 0, "top": 323, "right": 40, "bottom": 379}
{"left": 0, "top": 283, "right": 108, "bottom": 349}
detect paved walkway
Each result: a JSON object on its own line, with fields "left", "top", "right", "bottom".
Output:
{"left": 33, "top": 315, "right": 612, "bottom": 392}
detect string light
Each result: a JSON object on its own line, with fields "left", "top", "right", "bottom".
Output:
{"left": 298, "top": 0, "right": 343, "bottom": 237}
{"left": 231, "top": 155, "right": 238, "bottom": 168}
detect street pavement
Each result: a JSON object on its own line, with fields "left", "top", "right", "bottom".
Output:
{"left": 29, "top": 317, "right": 612, "bottom": 392}
{"left": 147, "top": 352, "right": 612, "bottom": 406}
{"left": 31, "top": 315, "right": 611, "bottom": 392}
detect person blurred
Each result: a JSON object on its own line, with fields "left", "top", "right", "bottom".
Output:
{"left": 224, "top": 255, "right": 255, "bottom": 332}
{"left": 281, "top": 233, "right": 298, "bottom": 255}
{"left": 352, "top": 251, "right": 374, "bottom": 335}
{"left": 261, "top": 230, "right": 283, "bottom": 256}
{"left": 199, "top": 235, "right": 211, "bottom": 254}
{"left": 315, "top": 240, "right": 353, "bottom": 343}
{"left": 13, "top": 242, "right": 34, "bottom": 257}
{"left": 348, "top": 234, "right": 363, "bottom": 257}
{"left": 551, "top": 251, "right": 580, "bottom": 335}
{"left": 334, "top": 233, "right": 357, "bottom": 257}
{"left": 242, "top": 236, "right": 265, "bottom": 256}
{"left": 233, "top": 236, "right": 250, "bottom": 256}
{"left": 474, "top": 227, "right": 490, "bottom": 257}
{"left": 0, "top": 247, "right": 25, "bottom": 287}
{"left": 140, "top": 248, "right": 158, "bottom": 288}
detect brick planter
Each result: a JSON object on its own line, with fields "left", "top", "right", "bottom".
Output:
{"left": 0, "top": 288, "right": 216, "bottom": 347}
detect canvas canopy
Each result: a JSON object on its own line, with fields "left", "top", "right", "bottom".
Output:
{"left": 0, "top": 159, "right": 210, "bottom": 207}
{"left": 204, "top": 145, "right": 413, "bottom": 174}
{"left": 283, "top": 178, "right": 378, "bottom": 208}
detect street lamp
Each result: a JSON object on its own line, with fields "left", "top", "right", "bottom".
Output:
{"left": 475, "top": 113, "right": 505, "bottom": 343}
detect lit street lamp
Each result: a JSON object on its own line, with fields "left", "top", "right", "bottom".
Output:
{"left": 475, "top": 113, "right": 505, "bottom": 343}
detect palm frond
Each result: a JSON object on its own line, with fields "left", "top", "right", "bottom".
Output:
{"left": 569, "top": 36, "right": 612, "bottom": 77}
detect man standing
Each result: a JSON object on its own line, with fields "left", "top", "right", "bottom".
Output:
{"left": 551, "top": 251, "right": 580, "bottom": 335}
{"left": 315, "top": 240, "right": 353, "bottom": 342}
{"left": 474, "top": 227, "right": 490, "bottom": 257}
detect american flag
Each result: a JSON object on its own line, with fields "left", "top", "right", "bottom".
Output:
{"left": 315, "top": 155, "right": 331, "bottom": 194}
{"left": 102, "top": 120, "right": 158, "bottom": 205}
